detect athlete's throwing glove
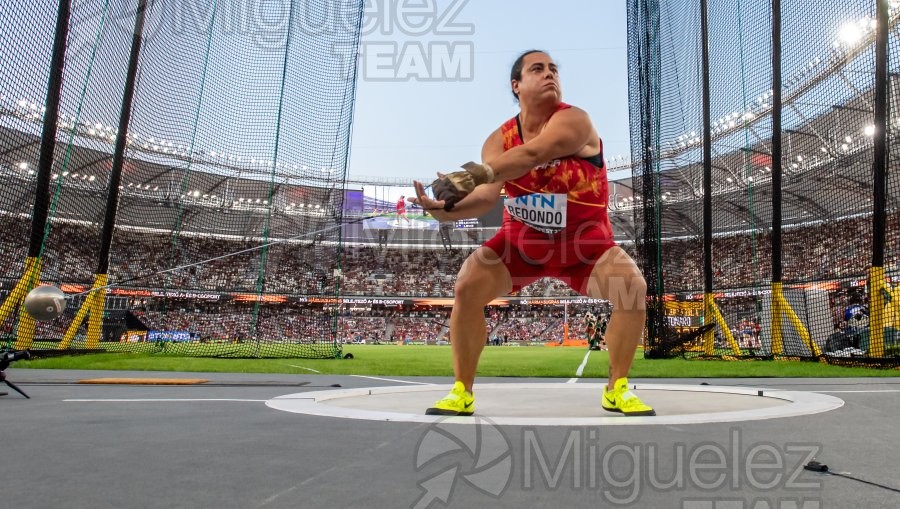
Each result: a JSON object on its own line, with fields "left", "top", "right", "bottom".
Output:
{"left": 431, "top": 162, "right": 495, "bottom": 211}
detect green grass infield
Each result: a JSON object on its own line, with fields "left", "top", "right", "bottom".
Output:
{"left": 13, "top": 344, "right": 900, "bottom": 378}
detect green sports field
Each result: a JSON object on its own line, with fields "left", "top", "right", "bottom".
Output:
{"left": 14, "top": 345, "right": 900, "bottom": 378}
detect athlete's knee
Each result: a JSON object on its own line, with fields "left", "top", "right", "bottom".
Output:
{"left": 606, "top": 270, "right": 647, "bottom": 312}
{"left": 455, "top": 251, "right": 510, "bottom": 304}
{"left": 455, "top": 269, "right": 497, "bottom": 304}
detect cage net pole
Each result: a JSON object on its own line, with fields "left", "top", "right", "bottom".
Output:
{"left": 45, "top": 0, "right": 112, "bottom": 350}
{"left": 627, "top": 0, "right": 668, "bottom": 357}
{"left": 59, "top": 0, "right": 147, "bottom": 352}
{"left": 2, "top": 0, "right": 71, "bottom": 350}
{"left": 700, "top": 0, "right": 718, "bottom": 354}
{"left": 770, "top": 0, "right": 785, "bottom": 354}
{"left": 735, "top": 0, "right": 763, "bottom": 338}
{"left": 869, "top": 0, "right": 890, "bottom": 358}
{"left": 700, "top": 0, "right": 745, "bottom": 356}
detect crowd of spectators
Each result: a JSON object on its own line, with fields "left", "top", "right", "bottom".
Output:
{"left": 4, "top": 214, "right": 897, "bottom": 299}
{"left": 1, "top": 214, "right": 895, "bottom": 345}
{"left": 661, "top": 213, "right": 900, "bottom": 291}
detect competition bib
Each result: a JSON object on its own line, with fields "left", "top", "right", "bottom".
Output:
{"left": 504, "top": 193, "right": 567, "bottom": 234}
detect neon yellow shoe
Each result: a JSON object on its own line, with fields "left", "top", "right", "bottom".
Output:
{"left": 602, "top": 377, "right": 656, "bottom": 416}
{"left": 426, "top": 381, "right": 475, "bottom": 416}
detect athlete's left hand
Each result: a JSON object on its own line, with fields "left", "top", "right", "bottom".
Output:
{"left": 427, "top": 162, "right": 495, "bottom": 212}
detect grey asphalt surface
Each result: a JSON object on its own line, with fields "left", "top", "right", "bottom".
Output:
{"left": 1, "top": 370, "right": 898, "bottom": 509}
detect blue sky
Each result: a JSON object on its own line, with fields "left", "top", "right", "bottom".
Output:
{"left": 349, "top": 0, "right": 631, "bottom": 198}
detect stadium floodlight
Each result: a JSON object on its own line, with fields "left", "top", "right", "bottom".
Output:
{"left": 18, "top": 162, "right": 27, "bottom": 170}
{"left": 838, "top": 21, "right": 865, "bottom": 46}
{"left": 864, "top": 125, "right": 876, "bottom": 136}
{"left": 797, "top": 155, "right": 803, "bottom": 162}
{"left": 89, "top": 176, "right": 95, "bottom": 181}
{"left": 841, "top": 143, "right": 850, "bottom": 151}
{"left": 845, "top": 136, "right": 853, "bottom": 143}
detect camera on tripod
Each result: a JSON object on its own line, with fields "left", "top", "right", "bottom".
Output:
{"left": 0, "top": 349, "right": 32, "bottom": 398}
{"left": 1, "top": 349, "right": 31, "bottom": 365}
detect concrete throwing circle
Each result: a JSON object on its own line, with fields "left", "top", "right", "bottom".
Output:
{"left": 265, "top": 383, "right": 844, "bottom": 426}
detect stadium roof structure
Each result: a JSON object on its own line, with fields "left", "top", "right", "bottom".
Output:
{"left": 0, "top": 121, "right": 342, "bottom": 240}
{"left": 607, "top": 78, "right": 900, "bottom": 240}
{"left": 1, "top": 87, "right": 895, "bottom": 247}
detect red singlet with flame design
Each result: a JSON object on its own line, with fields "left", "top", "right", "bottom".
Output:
{"left": 482, "top": 102, "right": 617, "bottom": 294}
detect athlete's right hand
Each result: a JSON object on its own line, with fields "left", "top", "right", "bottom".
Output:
{"left": 411, "top": 176, "right": 453, "bottom": 222}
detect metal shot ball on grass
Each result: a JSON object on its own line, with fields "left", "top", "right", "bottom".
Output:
{"left": 23, "top": 285, "right": 67, "bottom": 321}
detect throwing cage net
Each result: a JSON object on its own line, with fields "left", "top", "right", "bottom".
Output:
{"left": 0, "top": 0, "right": 363, "bottom": 358}
{"left": 630, "top": 0, "right": 900, "bottom": 366}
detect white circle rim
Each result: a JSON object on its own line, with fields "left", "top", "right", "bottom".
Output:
{"left": 265, "top": 383, "right": 845, "bottom": 426}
